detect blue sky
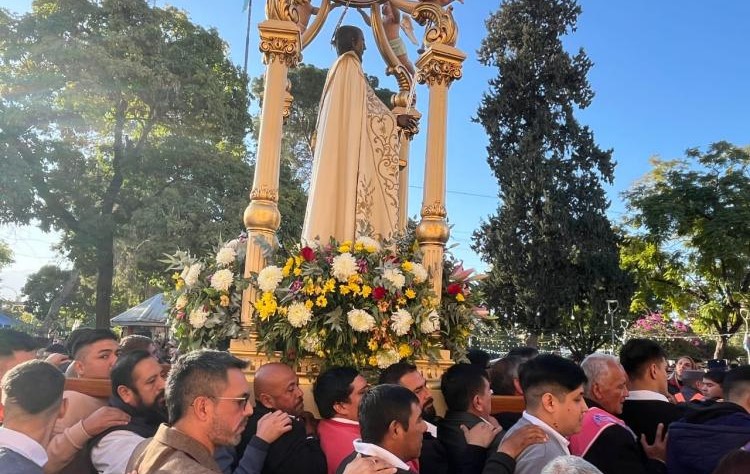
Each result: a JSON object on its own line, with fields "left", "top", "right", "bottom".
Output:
{"left": 2, "top": 0, "right": 750, "bottom": 300}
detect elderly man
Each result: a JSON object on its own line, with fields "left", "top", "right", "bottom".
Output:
{"left": 235, "top": 362, "right": 327, "bottom": 474}
{"left": 0, "top": 360, "right": 66, "bottom": 474}
{"left": 314, "top": 366, "right": 369, "bottom": 474}
{"left": 336, "top": 384, "right": 426, "bottom": 474}
{"left": 569, "top": 353, "right": 667, "bottom": 474}
{"left": 619, "top": 339, "right": 684, "bottom": 444}
{"left": 89, "top": 350, "right": 167, "bottom": 474}
{"left": 127, "top": 350, "right": 292, "bottom": 473}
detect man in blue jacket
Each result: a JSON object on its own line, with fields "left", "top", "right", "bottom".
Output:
{"left": 667, "top": 365, "right": 750, "bottom": 474}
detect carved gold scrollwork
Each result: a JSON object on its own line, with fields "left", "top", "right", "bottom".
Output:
{"left": 250, "top": 185, "right": 279, "bottom": 202}
{"left": 259, "top": 35, "right": 301, "bottom": 67}
{"left": 416, "top": 57, "right": 462, "bottom": 86}
{"left": 421, "top": 201, "right": 447, "bottom": 218}
{"left": 266, "top": 0, "right": 301, "bottom": 23}
{"left": 412, "top": 1, "right": 458, "bottom": 47}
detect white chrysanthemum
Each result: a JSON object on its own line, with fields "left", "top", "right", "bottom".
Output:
{"left": 410, "top": 263, "right": 428, "bottom": 284}
{"left": 188, "top": 307, "right": 209, "bottom": 329}
{"left": 174, "top": 294, "right": 189, "bottom": 310}
{"left": 420, "top": 310, "right": 440, "bottom": 334}
{"left": 347, "top": 309, "right": 376, "bottom": 332}
{"left": 300, "top": 332, "right": 322, "bottom": 353}
{"left": 216, "top": 247, "right": 236, "bottom": 266}
{"left": 257, "top": 265, "right": 284, "bottom": 292}
{"left": 355, "top": 236, "right": 381, "bottom": 252}
{"left": 332, "top": 253, "right": 358, "bottom": 282}
{"left": 210, "top": 269, "right": 234, "bottom": 292}
{"left": 225, "top": 239, "right": 241, "bottom": 251}
{"left": 184, "top": 263, "right": 202, "bottom": 288}
{"left": 390, "top": 309, "right": 413, "bottom": 336}
{"left": 383, "top": 268, "right": 406, "bottom": 289}
{"left": 376, "top": 347, "right": 401, "bottom": 369}
{"left": 287, "top": 301, "right": 313, "bottom": 328}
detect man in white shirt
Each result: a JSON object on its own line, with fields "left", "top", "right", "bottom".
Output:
{"left": 0, "top": 360, "right": 66, "bottom": 474}
{"left": 89, "top": 350, "right": 167, "bottom": 474}
{"left": 335, "top": 384, "right": 427, "bottom": 474}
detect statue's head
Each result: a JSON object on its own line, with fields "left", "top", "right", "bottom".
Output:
{"left": 335, "top": 25, "right": 365, "bottom": 60}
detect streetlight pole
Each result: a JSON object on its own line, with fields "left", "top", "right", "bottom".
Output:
{"left": 606, "top": 300, "right": 619, "bottom": 354}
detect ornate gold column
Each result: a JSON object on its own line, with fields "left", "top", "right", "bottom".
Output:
{"left": 233, "top": 16, "right": 300, "bottom": 360}
{"left": 414, "top": 42, "right": 465, "bottom": 298}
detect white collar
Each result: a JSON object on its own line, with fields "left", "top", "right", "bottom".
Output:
{"left": 353, "top": 440, "right": 410, "bottom": 470}
{"left": 425, "top": 421, "right": 437, "bottom": 438}
{"left": 331, "top": 417, "right": 360, "bottom": 426}
{"left": 522, "top": 411, "right": 570, "bottom": 454}
{"left": 626, "top": 390, "right": 670, "bottom": 403}
{"left": 0, "top": 426, "right": 49, "bottom": 467}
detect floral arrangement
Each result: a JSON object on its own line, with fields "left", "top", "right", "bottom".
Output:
{"left": 162, "top": 236, "right": 248, "bottom": 351}
{"left": 251, "top": 235, "right": 492, "bottom": 369}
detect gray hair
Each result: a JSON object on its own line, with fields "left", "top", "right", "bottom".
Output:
{"left": 541, "top": 455, "right": 603, "bottom": 474}
{"left": 580, "top": 353, "right": 620, "bottom": 398}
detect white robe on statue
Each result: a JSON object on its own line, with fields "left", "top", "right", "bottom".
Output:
{"left": 302, "top": 51, "right": 401, "bottom": 244}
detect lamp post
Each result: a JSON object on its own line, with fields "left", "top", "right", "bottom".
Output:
{"left": 605, "top": 300, "right": 619, "bottom": 354}
{"left": 740, "top": 302, "right": 750, "bottom": 364}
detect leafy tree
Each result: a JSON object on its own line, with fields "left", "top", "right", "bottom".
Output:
{"left": 1, "top": 0, "right": 251, "bottom": 327}
{"left": 250, "top": 63, "right": 396, "bottom": 186}
{"left": 0, "top": 241, "right": 12, "bottom": 275}
{"left": 472, "top": 0, "right": 633, "bottom": 357}
{"left": 621, "top": 142, "right": 750, "bottom": 358}
{"left": 21, "top": 265, "right": 92, "bottom": 329}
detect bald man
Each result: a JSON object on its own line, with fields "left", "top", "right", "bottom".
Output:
{"left": 234, "top": 363, "right": 327, "bottom": 474}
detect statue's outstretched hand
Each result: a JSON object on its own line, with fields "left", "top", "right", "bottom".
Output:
{"left": 396, "top": 114, "right": 418, "bottom": 132}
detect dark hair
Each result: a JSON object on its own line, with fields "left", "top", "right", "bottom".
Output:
{"left": 519, "top": 354, "right": 587, "bottom": 406}
{"left": 166, "top": 349, "right": 247, "bottom": 424}
{"left": 120, "top": 335, "right": 154, "bottom": 355}
{"left": 723, "top": 365, "right": 750, "bottom": 402}
{"left": 69, "top": 328, "right": 118, "bottom": 359}
{"left": 0, "top": 329, "right": 39, "bottom": 357}
{"left": 334, "top": 25, "right": 362, "bottom": 55}
{"left": 712, "top": 447, "right": 750, "bottom": 474}
{"left": 619, "top": 338, "right": 667, "bottom": 379}
{"left": 467, "top": 348, "right": 491, "bottom": 369}
{"left": 441, "top": 363, "right": 490, "bottom": 411}
{"left": 378, "top": 362, "right": 417, "bottom": 385}
{"left": 1, "top": 359, "right": 64, "bottom": 415}
{"left": 313, "top": 366, "right": 359, "bottom": 419}
{"left": 507, "top": 346, "right": 539, "bottom": 359}
{"left": 45, "top": 343, "right": 68, "bottom": 355}
{"left": 489, "top": 355, "right": 524, "bottom": 395}
{"left": 359, "top": 384, "right": 418, "bottom": 444}
{"left": 111, "top": 350, "right": 153, "bottom": 402}
{"left": 704, "top": 369, "right": 727, "bottom": 385}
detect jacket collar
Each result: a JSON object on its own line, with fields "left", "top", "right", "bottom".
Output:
{"left": 154, "top": 424, "right": 221, "bottom": 471}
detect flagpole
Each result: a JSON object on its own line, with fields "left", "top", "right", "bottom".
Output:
{"left": 243, "top": 0, "right": 252, "bottom": 75}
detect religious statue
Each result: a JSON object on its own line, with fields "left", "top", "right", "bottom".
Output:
{"left": 301, "top": 25, "right": 418, "bottom": 245}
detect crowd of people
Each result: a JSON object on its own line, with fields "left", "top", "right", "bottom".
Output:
{"left": 1, "top": 327, "right": 749, "bottom": 474}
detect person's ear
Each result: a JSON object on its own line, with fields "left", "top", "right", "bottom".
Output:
{"left": 513, "top": 378, "right": 523, "bottom": 395}
{"left": 541, "top": 392, "right": 556, "bottom": 414}
{"left": 649, "top": 363, "right": 658, "bottom": 381}
{"left": 389, "top": 419, "right": 402, "bottom": 438}
{"left": 117, "top": 385, "right": 134, "bottom": 405}
{"left": 192, "top": 396, "right": 212, "bottom": 422}
{"left": 73, "top": 360, "right": 84, "bottom": 378}
{"left": 58, "top": 397, "right": 68, "bottom": 420}
{"left": 258, "top": 392, "right": 274, "bottom": 410}
{"left": 591, "top": 382, "right": 603, "bottom": 401}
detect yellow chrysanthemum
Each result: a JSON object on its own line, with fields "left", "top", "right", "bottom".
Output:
{"left": 324, "top": 278, "right": 336, "bottom": 293}
{"left": 397, "top": 297, "right": 407, "bottom": 306}
{"left": 304, "top": 300, "right": 314, "bottom": 310}
{"left": 316, "top": 350, "right": 326, "bottom": 358}
{"left": 353, "top": 242, "right": 365, "bottom": 252}
{"left": 339, "top": 285, "right": 351, "bottom": 295}
{"left": 401, "top": 261, "right": 414, "bottom": 272}
{"left": 171, "top": 272, "right": 181, "bottom": 280}
{"left": 338, "top": 245, "right": 351, "bottom": 253}
{"left": 294, "top": 256, "right": 303, "bottom": 266}
{"left": 293, "top": 268, "right": 302, "bottom": 276}
{"left": 278, "top": 306, "right": 288, "bottom": 315}
{"left": 348, "top": 282, "right": 361, "bottom": 294}
{"left": 316, "top": 295, "right": 328, "bottom": 307}
{"left": 253, "top": 292, "right": 277, "bottom": 321}
{"left": 368, "top": 356, "right": 378, "bottom": 367}
{"left": 361, "top": 285, "right": 372, "bottom": 298}
{"left": 456, "top": 293, "right": 465, "bottom": 302}
{"left": 367, "top": 339, "right": 379, "bottom": 351}
{"left": 405, "top": 288, "right": 416, "bottom": 299}
{"left": 303, "top": 278, "right": 315, "bottom": 295}
{"left": 398, "top": 343, "right": 413, "bottom": 358}
{"left": 348, "top": 274, "right": 361, "bottom": 285}
{"left": 219, "top": 295, "right": 230, "bottom": 307}
{"left": 175, "top": 279, "right": 185, "bottom": 290}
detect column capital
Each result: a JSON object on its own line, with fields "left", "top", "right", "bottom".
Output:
{"left": 415, "top": 43, "right": 466, "bottom": 87}
{"left": 258, "top": 19, "right": 301, "bottom": 67}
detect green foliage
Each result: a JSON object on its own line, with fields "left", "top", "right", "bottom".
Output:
{"left": 0, "top": 241, "right": 12, "bottom": 274}
{"left": 472, "top": 0, "right": 633, "bottom": 359}
{"left": 0, "top": 0, "right": 255, "bottom": 327}
{"left": 622, "top": 141, "right": 750, "bottom": 358}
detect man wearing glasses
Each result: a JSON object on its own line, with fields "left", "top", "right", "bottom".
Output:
{"left": 126, "top": 350, "right": 291, "bottom": 473}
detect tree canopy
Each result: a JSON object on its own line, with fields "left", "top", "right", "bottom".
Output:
{"left": 472, "top": 0, "right": 633, "bottom": 358}
{"left": 621, "top": 141, "right": 750, "bottom": 358}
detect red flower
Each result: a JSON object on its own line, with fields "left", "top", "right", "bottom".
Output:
{"left": 446, "top": 283, "right": 463, "bottom": 295}
{"left": 300, "top": 246, "right": 315, "bottom": 262}
{"left": 372, "top": 286, "right": 387, "bottom": 300}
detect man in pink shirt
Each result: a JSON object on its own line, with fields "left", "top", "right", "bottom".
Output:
{"left": 313, "top": 366, "right": 370, "bottom": 474}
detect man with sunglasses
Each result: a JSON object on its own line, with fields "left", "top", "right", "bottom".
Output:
{"left": 126, "top": 350, "right": 291, "bottom": 473}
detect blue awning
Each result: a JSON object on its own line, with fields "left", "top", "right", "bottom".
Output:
{"left": 110, "top": 293, "right": 168, "bottom": 327}
{"left": 0, "top": 311, "right": 18, "bottom": 327}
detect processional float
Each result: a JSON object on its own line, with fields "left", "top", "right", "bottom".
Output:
{"left": 230, "top": 0, "right": 466, "bottom": 398}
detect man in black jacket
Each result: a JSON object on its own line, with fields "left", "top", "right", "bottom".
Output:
{"left": 569, "top": 353, "right": 667, "bottom": 474}
{"left": 619, "top": 339, "right": 684, "bottom": 444}
{"left": 236, "top": 362, "right": 326, "bottom": 474}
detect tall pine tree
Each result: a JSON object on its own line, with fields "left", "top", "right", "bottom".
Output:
{"left": 472, "top": 0, "right": 632, "bottom": 358}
